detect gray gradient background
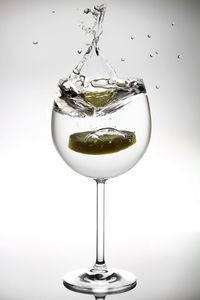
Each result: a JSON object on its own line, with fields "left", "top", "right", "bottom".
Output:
{"left": 0, "top": 0, "right": 200, "bottom": 299}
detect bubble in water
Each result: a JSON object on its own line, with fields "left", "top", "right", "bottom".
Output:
{"left": 177, "top": 54, "right": 181, "bottom": 59}
{"left": 147, "top": 34, "right": 151, "bottom": 38}
{"left": 131, "top": 36, "right": 134, "bottom": 40}
{"left": 121, "top": 57, "right": 125, "bottom": 62}
{"left": 77, "top": 49, "right": 82, "bottom": 54}
{"left": 155, "top": 85, "right": 160, "bottom": 89}
{"left": 150, "top": 54, "right": 153, "bottom": 58}
{"left": 33, "top": 41, "right": 38, "bottom": 45}
{"left": 85, "top": 128, "right": 126, "bottom": 142}
{"left": 155, "top": 51, "right": 159, "bottom": 55}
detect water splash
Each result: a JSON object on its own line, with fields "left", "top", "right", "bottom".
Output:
{"left": 82, "top": 5, "right": 106, "bottom": 48}
{"left": 54, "top": 5, "right": 147, "bottom": 118}
{"left": 55, "top": 76, "right": 146, "bottom": 117}
{"left": 71, "top": 4, "right": 107, "bottom": 78}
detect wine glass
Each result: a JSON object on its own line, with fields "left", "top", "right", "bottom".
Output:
{"left": 51, "top": 73, "right": 151, "bottom": 295}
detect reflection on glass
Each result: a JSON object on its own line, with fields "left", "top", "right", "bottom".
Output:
{"left": 52, "top": 4, "right": 151, "bottom": 296}
{"left": 64, "top": 284, "right": 136, "bottom": 299}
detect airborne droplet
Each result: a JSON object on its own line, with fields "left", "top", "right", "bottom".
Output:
{"left": 77, "top": 49, "right": 82, "bottom": 54}
{"left": 171, "top": 22, "right": 175, "bottom": 26}
{"left": 147, "top": 34, "right": 151, "bottom": 38}
{"left": 155, "top": 85, "right": 160, "bottom": 89}
{"left": 177, "top": 54, "right": 181, "bottom": 59}
{"left": 121, "top": 58, "right": 125, "bottom": 62}
{"left": 155, "top": 51, "right": 159, "bottom": 55}
{"left": 131, "top": 36, "right": 134, "bottom": 40}
{"left": 52, "top": 10, "right": 55, "bottom": 13}
{"left": 73, "top": 68, "right": 80, "bottom": 75}
{"left": 150, "top": 54, "right": 153, "bottom": 58}
{"left": 33, "top": 41, "right": 38, "bottom": 45}
{"left": 84, "top": 8, "right": 90, "bottom": 14}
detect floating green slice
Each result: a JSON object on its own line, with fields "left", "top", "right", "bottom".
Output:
{"left": 83, "top": 90, "right": 117, "bottom": 107}
{"left": 68, "top": 130, "right": 136, "bottom": 155}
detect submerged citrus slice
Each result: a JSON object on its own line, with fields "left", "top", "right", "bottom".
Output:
{"left": 68, "top": 130, "right": 136, "bottom": 155}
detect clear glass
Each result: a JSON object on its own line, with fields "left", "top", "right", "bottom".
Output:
{"left": 52, "top": 93, "right": 151, "bottom": 179}
{"left": 51, "top": 89, "right": 151, "bottom": 295}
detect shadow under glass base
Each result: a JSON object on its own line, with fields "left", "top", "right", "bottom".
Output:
{"left": 63, "top": 268, "right": 137, "bottom": 295}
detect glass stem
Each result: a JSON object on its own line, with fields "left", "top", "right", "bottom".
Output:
{"left": 92, "top": 179, "right": 107, "bottom": 272}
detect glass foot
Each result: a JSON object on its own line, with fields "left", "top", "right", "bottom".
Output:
{"left": 63, "top": 268, "right": 137, "bottom": 295}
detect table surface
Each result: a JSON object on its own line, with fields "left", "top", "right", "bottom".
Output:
{"left": 0, "top": 233, "right": 200, "bottom": 300}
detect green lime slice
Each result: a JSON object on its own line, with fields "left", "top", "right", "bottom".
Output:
{"left": 83, "top": 90, "right": 117, "bottom": 107}
{"left": 68, "top": 130, "right": 136, "bottom": 155}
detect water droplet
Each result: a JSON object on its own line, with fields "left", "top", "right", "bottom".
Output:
{"left": 150, "top": 54, "right": 153, "bottom": 58}
{"left": 84, "top": 8, "right": 90, "bottom": 14}
{"left": 171, "top": 22, "right": 175, "bottom": 26}
{"left": 73, "top": 68, "right": 80, "bottom": 75}
{"left": 155, "top": 85, "right": 160, "bottom": 89}
{"left": 77, "top": 49, "right": 82, "bottom": 54}
{"left": 52, "top": 10, "right": 55, "bottom": 13}
{"left": 33, "top": 41, "right": 38, "bottom": 45}
{"left": 121, "top": 57, "right": 125, "bottom": 62}
{"left": 155, "top": 51, "right": 159, "bottom": 55}
{"left": 147, "top": 34, "right": 151, "bottom": 38}
{"left": 131, "top": 36, "right": 134, "bottom": 40}
{"left": 177, "top": 54, "right": 181, "bottom": 59}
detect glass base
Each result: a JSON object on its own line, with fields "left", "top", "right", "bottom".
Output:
{"left": 63, "top": 268, "right": 137, "bottom": 295}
